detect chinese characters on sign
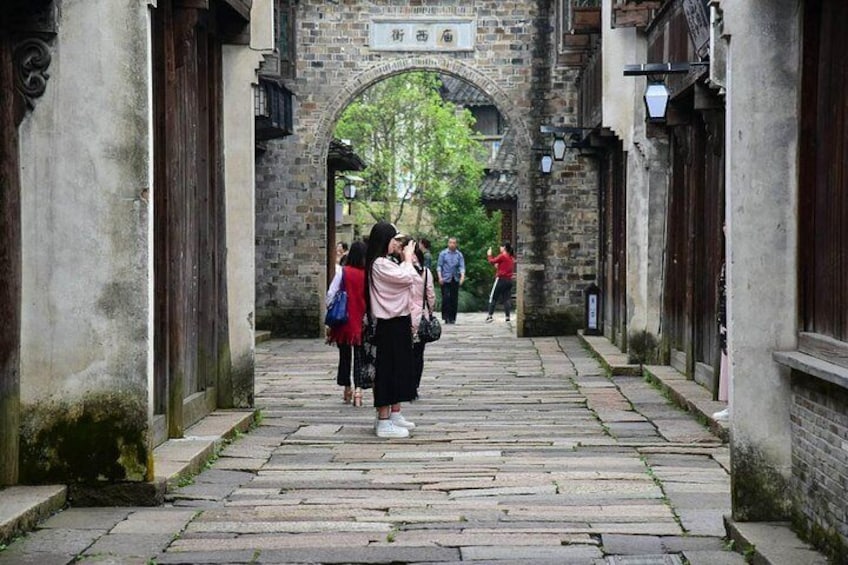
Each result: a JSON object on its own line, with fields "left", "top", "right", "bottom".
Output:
{"left": 370, "top": 20, "right": 475, "bottom": 52}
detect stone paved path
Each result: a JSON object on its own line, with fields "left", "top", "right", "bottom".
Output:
{"left": 0, "top": 313, "right": 742, "bottom": 564}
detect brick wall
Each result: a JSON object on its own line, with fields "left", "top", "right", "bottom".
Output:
{"left": 256, "top": 0, "right": 599, "bottom": 337}
{"left": 790, "top": 372, "right": 848, "bottom": 556}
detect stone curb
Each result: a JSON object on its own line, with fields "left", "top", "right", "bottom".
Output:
{"left": 577, "top": 331, "right": 729, "bottom": 442}
{"left": 0, "top": 408, "right": 256, "bottom": 545}
{"left": 725, "top": 518, "right": 831, "bottom": 565}
{"left": 0, "top": 485, "right": 66, "bottom": 546}
{"left": 578, "top": 331, "right": 830, "bottom": 564}
{"left": 255, "top": 330, "right": 272, "bottom": 344}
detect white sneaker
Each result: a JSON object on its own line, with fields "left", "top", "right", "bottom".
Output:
{"left": 390, "top": 412, "right": 416, "bottom": 429}
{"left": 712, "top": 408, "right": 730, "bottom": 421}
{"left": 375, "top": 419, "right": 409, "bottom": 438}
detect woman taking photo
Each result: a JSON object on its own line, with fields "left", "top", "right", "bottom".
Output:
{"left": 365, "top": 222, "right": 418, "bottom": 438}
{"left": 485, "top": 241, "right": 516, "bottom": 323}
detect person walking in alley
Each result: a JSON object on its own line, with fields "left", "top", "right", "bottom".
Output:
{"left": 410, "top": 246, "right": 436, "bottom": 399}
{"left": 437, "top": 237, "right": 465, "bottom": 324}
{"left": 485, "top": 242, "right": 515, "bottom": 323}
{"left": 365, "top": 222, "right": 418, "bottom": 438}
{"left": 326, "top": 241, "right": 369, "bottom": 406}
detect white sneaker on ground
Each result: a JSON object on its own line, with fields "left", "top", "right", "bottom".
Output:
{"left": 375, "top": 419, "right": 409, "bottom": 438}
{"left": 485, "top": 316, "right": 493, "bottom": 323}
{"left": 390, "top": 412, "right": 416, "bottom": 429}
{"left": 712, "top": 408, "right": 730, "bottom": 421}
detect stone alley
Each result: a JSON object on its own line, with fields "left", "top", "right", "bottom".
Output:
{"left": 0, "top": 314, "right": 742, "bottom": 564}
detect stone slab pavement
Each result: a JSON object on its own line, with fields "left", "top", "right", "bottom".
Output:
{"left": 0, "top": 313, "right": 756, "bottom": 563}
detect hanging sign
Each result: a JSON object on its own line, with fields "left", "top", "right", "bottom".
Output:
{"left": 370, "top": 19, "right": 475, "bottom": 52}
{"left": 682, "top": 0, "right": 710, "bottom": 60}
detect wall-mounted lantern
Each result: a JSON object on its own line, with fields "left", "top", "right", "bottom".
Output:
{"left": 623, "top": 62, "right": 709, "bottom": 123}
{"left": 552, "top": 136, "right": 568, "bottom": 161}
{"left": 644, "top": 80, "right": 671, "bottom": 122}
{"left": 540, "top": 154, "right": 554, "bottom": 174}
{"left": 538, "top": 125, "right": 594, "bottom": 173}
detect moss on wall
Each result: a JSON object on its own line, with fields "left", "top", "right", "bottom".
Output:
{"left": 20, "top": 392, "right": 148, "bottom": 484}
{"left": 256, "top": 305, "right": 321, "bottom": 338}
{"left": 522, "top": 307, "right": 582, "bottom": 337}
{"left": 731, "top": 442, "right": 792, "bottom": 521}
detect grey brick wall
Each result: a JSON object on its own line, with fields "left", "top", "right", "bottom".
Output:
{"left": 256, "top": 0, "right": 599, "bottom": 337}
{"left": 790, "top": 372, "right": 848, "bottom": 557}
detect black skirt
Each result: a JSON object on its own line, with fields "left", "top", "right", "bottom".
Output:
{"left": 373, "top": 315, "right": 416, "bottom": 407}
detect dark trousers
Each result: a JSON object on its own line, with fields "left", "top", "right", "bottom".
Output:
{"left": 441, "top": 280, "right": 460, "bottom": 322}
{"left": 487, "top": 278, "right": 513, "bottom": 318}
{"left": 336, "top": 343, "right": 367, "bottom": 388}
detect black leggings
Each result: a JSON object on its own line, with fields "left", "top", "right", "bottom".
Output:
{"left": 487, "top": 278, "right": 513, "bottom": 318}
{"left": 336, "top": 344, "right": 370, "bottom": 389}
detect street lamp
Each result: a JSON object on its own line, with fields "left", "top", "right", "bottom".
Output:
{"left": 623, "top": 62, "right": 709, "bottom": 123}
{"left": 644, "top": 80, "right": 670, "bottom": 122}
{"left": 540, "top": 154, "right": 553, "bottom": 174}
{"left": 343, "top": 182, "right": 357, "bottom": 200}
{"left": 552, "top": 136, "right": 568, "bottom": 161}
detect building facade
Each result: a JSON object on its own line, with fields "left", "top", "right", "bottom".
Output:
{"left": 583, "top": 0, "right": 848, "bottom": 559}
{"left": 0, "top": 0, "right": 269, "bottom": 499}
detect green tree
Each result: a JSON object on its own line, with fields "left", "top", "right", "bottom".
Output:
{"left": 432, "top": 186, "right": 501, "bottom": 306}
{"left": 335, "top": 71, "right": 499, "bottom": 305}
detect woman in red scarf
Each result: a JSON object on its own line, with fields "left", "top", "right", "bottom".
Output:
{"left": 326, "top": 241, "right": 368, "bottom": 406}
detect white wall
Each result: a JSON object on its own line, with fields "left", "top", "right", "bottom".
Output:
{"left": 222, "top": 42, "right": 264, "bottom": 404}
{"left": 19, "top": 0, "right": 152, "bottom": 406}
{"left": 722, "top": 0, "right": 798, "bottom": 514}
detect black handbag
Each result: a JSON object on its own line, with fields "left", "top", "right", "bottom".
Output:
{"left": 417, "top": 271, "right": 441, "bottom": 343}
{"left": 325, "top": 269, "right": 349, "bottom": 327}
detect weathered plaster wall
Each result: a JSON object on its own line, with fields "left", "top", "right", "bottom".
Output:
{"left": 18, "top": 0, "right": 152, "bottom": 482}
{"left": 222, "top": 42, "right": 263, "bottom": 408}
{"left": 722, "top": 0, "right": 798, "bottom": 521}
{"left": 601, "top": 0, "right": 667, "bottom": 352}
{"left": 256, "top": 0, "right": 598, "bottom": 338}
{"left": 601, "top": 0, "right": 640, "bottom": 148}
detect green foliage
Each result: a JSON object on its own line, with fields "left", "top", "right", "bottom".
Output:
{"left": 335, "top": 71, "right": 498, "bottom": 304}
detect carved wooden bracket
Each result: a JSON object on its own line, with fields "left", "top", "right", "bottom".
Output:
{"left": 13, "top": 37, "right": 51, "bottom": 110}
{"left": 4, "top": 1, "right": 55, "bottom": 113}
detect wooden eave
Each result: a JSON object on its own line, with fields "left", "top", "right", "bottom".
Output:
{"left": 220, "top": 0, "right": 251, "bottom": 22}
{"left": 571, "top": 6, "right": 601, "bottom": 34}
{"left": 612, "top": 1, "right": 664, "bottom": 30}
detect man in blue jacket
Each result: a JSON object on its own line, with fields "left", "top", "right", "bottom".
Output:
{"left": 437, "top": 237, "right": 465, "bottom": 324}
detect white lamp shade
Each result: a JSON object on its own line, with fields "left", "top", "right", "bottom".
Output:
{"left": 343, "top": 183, "right": 357, "bottom": 199}
{"left": 540, "top": 155, "right": 553, "bottom": 174}
{"left": 644, "top": 82, "right": 670, "bottom": 121}
{"left": 552, "top": 137, "right": 567, "bottom": 161}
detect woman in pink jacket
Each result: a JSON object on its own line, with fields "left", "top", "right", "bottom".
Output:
{"left": 409, "top": 246, "right": 436, "bottom": 399}
{"left": 365, "top": 222, "right": 418, "bottom": 439}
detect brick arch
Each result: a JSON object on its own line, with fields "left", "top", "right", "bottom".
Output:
{"left": 310, "top": 55, "right": 532, "bottom": 166}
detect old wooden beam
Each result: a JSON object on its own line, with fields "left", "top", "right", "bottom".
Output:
{"left": 0, "top": 30, "right": 22, "bottom": 486}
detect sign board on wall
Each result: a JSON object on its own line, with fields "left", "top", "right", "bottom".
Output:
{"left": 370, "top": 19, "right": 475, "bottom": 52}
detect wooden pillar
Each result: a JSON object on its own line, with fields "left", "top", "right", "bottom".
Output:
{"left": 0, "top": 29, "right": 23, "bottom": 485}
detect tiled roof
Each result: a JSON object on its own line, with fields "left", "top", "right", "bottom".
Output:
{"left": 481, "top": 173, "right": 517, "bottom": 201}
{"left": 439, "top": 74, "right": 494, "bottom": 107}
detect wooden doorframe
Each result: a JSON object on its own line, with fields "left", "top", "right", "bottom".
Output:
{"left": 0, "top": 29, "right": 24, "bottom": 486}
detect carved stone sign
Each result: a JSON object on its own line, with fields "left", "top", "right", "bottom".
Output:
{"left": 682, "top": 0, "right": 710, "bottom": 59}
{"left": 370, "top": 19, "right": 475, "bottom": 52}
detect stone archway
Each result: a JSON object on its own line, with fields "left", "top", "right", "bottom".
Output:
{"left": 310, "top": 56, "right": 532, "bottom": 167}
{"left": 313, "top": 57, "right": 533, "bottom": 331}
{"left": 254, "top": 1, "right": 599, "bottom": 339}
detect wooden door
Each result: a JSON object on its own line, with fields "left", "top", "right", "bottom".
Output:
{"left": 152, "top": 0, "right": 227, "bottom": 443}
